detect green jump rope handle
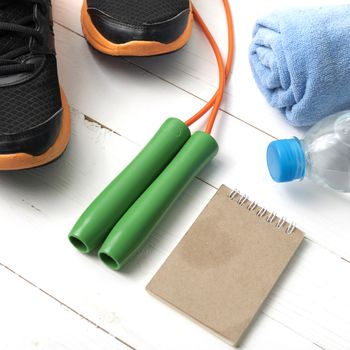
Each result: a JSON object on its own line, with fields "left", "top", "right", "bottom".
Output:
{"left": 98, "top": 131, "right": 219, "bottom": 270}
{"left": 68, "top": 118, "right": 191, "bottom": 253}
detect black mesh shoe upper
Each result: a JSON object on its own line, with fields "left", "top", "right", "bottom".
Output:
{"left": 0, "top": 56, "right": 61, "bottom": 135}
{"left": 0, "top": 0, "right": 63, "bottom": 156}
{"left": 87, "top": 0, "right": 189, "bottom": 25}
{"left": 0, "top": 4, "right": 33, "bottom": 57}
{"left": 86, "top": 0, "right": 191, "bottom": 44}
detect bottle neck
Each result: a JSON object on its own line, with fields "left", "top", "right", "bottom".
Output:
{"left": 298, "top": 139, "right": 307, "bottom": 179}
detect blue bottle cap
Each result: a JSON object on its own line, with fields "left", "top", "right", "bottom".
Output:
{"left": 266, "top": 138, "right": 306, "bottom": 183}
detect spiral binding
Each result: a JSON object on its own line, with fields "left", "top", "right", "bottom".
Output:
{"left": 228, "top": 189, "right": 296, "bottom": 235}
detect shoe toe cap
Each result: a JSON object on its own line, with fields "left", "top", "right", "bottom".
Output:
{"left": 0, "top": 108, "right": 63, "bottom": 156}
{"left": 87, "top": 6, "right": 191, "bottom": 44}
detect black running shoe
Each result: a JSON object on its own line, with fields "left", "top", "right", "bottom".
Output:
{"left": 81, "top": 0, "right": 193, "bottom": 56}
{"left": 0, "top": 0, "right": 70, "bottom": 170}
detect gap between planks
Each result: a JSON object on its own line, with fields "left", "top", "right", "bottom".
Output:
{"left": 53, "top": 21, "right": 277, "bottom": 141}
{"left": 0, "top": 112, "right": 346, "bottom": 349}
{"left": 57, "top": 15, "right": 348, "bottom": 266}
{"left": 83, "top": 113, "right": 350, "bottom": 266}
{"left": 0, "top": 261, "right": 135, "bottom": 350}
{"left": 266, "top": 313, "right": 327, "bottom": 350}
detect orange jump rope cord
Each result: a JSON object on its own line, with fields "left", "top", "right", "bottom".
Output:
{"left": 185, "top": 0, "right": 234, "bottom": 134}
{"left": 187, "top": 0, "right": 234, "bottom": 127}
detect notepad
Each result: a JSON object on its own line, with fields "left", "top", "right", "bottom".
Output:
{"left": 147, "top": 185, "right": 304, "bottom": 346}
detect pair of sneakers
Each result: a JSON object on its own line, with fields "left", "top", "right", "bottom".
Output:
{"left": 0, "top": 0, "right": 193, "bottom": 170}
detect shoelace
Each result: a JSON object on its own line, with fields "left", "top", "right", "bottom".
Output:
{"left": 0, "top": 0, "right": 47, "bottom": 76}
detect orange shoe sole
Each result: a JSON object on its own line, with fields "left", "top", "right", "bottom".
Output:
{"left": 81, "top": 0, "right": 193, "bottom": 56}
{"left": 0, "top": 89, "right": 71, "bottom": 171}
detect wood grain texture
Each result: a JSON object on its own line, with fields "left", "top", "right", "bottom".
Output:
{"left": 0, "top": 0, "right": 349, "bottom": 349}
{"left": 50, "top": 22, "right": 350, "bottom": 261}
{"left": 0, "top": 263, "right": 129, "bottom": 350}
{"left": 52, "top": 0, "right": 348, "bottom": 139}
{"left": 0, "top": 110, "right": 348, "bottom": 350}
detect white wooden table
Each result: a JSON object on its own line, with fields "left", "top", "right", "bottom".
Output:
{"left": 1, "top": 1, "right": 349, "bottom": 349}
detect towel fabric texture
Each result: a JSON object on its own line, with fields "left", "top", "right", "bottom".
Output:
{"left": 249, "top": 5, "right": 350, "bottom": 127}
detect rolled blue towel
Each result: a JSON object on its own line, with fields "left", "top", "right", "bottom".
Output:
{"left": 249, "top": 5, "right": 350, "bottom": 127}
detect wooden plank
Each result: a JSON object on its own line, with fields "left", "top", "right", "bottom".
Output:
{"left": 0, "top": 263, "right": 129, "bottom": 350}
{"left": 0, "top": 110, "right": 348, "bottom": 349}
{"left": 52, "top": 0, "right": 347, "bottom": 139}
{"left": 50, "top": 23, "right": 350, "bottom": 262}
{"left": 1, "top": 1, "right": 349, "bottom": 348}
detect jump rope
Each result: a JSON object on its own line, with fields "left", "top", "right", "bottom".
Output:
{"left": 69, "top": 1, "right": 235, "bottom": 270}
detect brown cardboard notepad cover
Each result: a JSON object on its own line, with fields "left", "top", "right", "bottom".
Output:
{"left": 147, "top": 185, "right": 304, "bottom": 346}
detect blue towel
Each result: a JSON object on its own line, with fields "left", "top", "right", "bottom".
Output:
{"left": 249, "top": 5, "right": 350, "bottom": 127}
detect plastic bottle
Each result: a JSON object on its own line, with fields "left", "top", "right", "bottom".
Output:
{"left": 266, "top": 111, "right": 350, "bottom": 192}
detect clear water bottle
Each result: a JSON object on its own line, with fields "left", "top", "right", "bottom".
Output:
{"left": 266, "top": 111, "right": 350, "bottom": 192}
